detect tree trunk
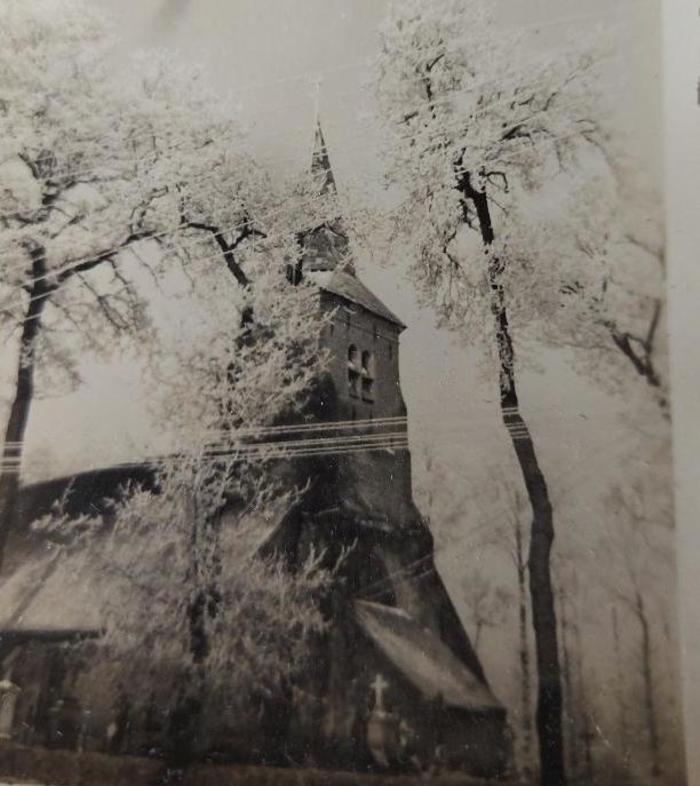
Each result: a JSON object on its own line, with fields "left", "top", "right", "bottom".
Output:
{"left": 0, "top": 247, "right": 53, "bottom": 569}
{"left": 636, "top": 591, "right": 661, "bottom": 779}
{"left": 515, "top": 519, "right": 535, "bottom": 779}
{"left": 611, "top": 606, "right": 629, "bottom": 760}
{"left": 161, "top": 493, "right": 212, "bottom": 779}
{"left": 581, "top": 712, "right": 594, "bottom": 784}
{"left": 456, "top": 169, "right": 565, "bottom": 786}
{"left": 572, "top": 614, "right": 594, "bottom": 784}
{"left": 474, "top": 620, "right": 483, "bottom": 653}
{"left": 558, "top": 593, "right": 577, "bottom": 776}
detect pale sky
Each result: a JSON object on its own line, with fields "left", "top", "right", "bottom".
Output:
{"left": 2, "top": 0, "right": 674, "bottom": 734}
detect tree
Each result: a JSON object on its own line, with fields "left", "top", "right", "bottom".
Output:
{"left": 37, "top": 459, "right": 332, "bottom": 766}
{"left": 610, "top": 604, "right": 631, "bottom": 764}
{"left": 461, "top": 568, "right": 511, "bottom": 653}
{"left": 372, "top": 2, "right": 574, "bottom": 786}
{"left": 507, "top": 176, "right": 669, "bottom": 409}
{"left": 0, "top": 0, "right": 151, "bottom": 556}
{"left": 2, "top": 7, "right": 344, "bottom": 775}
{"left": 419, "top": 455, "right": 536, "bottom": 780}
{"left": 487, "top": 484, "right": 536, "bottom": 782}
{"left": 33, "top": 257, "right": 334, "bottom": 768}
{"left": 473, "top": 474, "right": 536, "bottom": 782}
{"left": 598, "top": 466, "right": 676, "bottom": 783}
{"left": 553, "top": 561, "right": 594, "bottom": 783}
{"left": 377, "top": 0, "right": 655, "bottom": 786}
{"left": 0, "top": 0, "right": 338, "bottom": 566}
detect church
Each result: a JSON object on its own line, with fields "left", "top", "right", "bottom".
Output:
{"left": 0, "top": 125, "right": 509, "bottom": 778}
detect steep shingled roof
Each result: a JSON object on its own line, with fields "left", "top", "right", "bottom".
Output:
{"left": 0, "top": 548, "right": 100, "bottom": 634}
{"left": 310, "top": 269, "right": 406, "bottom": 329}
{"left": 355, "top": 600, "right": 502, "bottom": 712}
{"left": 0, "top": 477, "right": 290, "bottom": 636}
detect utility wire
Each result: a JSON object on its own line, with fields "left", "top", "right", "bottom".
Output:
{"left": 3, "top": 435, "right": 410, "bottom": 467}
{"left": 358, "top": 431, "right": 635, "bottom": 603}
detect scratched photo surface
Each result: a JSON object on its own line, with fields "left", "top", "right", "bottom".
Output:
{"left": 0, "top": 1, "right": 683, "bottom": 785}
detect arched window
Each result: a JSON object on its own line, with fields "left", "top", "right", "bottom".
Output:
{"left": 361, "top": 350, "right": 374, "bottom": 402}
{"left": 348, "top": 344, "right": 360, "bottom": 398}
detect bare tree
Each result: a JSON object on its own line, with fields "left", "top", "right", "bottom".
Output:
{"left": 461, "top": 568, "right": 512, "bottom": 653}
{"left": 555, "top": 588, "right": 577, "bottom": 778}
{"left": 424, "top": 458, "right": 536, "bottom": 781}
{"left": 485, "top": 483, "right": 536, "bottom": 781}
{"left": 553, "top": 562, "right": 597, "bottom": 783}
{"left": 611, "top": 605, "right": 631, "bottom": 766}
{"left": 599, "top": 474, "right": 674, "bottom": 782}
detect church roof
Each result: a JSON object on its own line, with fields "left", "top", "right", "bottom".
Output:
{"left": 16, "top": 465, "right": 157, "bottom": 527}
{"left": 310, "top": 269, "right": 405, "bottom": 329}
{"left": 354, "top": 600, "right": 502, "bottom": 712}
{"left": 0, "top": 547, "right": 100, "bottom": 635}
{"left": 0, "top": 469, "right": 292, "bottom": 638}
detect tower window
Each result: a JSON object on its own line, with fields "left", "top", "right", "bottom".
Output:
{"left": 361, "top": 350, "right": 374, "bottom": 402}
{"left": 348, "top": 344, "right": 360, "bottom": 398}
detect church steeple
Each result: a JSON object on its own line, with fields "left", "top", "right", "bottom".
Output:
{"left": 310, "top": 121, "right": 337, "bottom": 197}
{"left": 300, "top": 120, "right": 404, "bottom": 331}
{"left": 301, "top": 120, "right": 353, "bottom": 274}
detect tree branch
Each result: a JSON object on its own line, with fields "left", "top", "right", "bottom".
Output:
{"left": 182, "top": 220, "right": 251, "bottom": 288}
{"left": 56, "top": 230, "right": 154, "bottom": 285}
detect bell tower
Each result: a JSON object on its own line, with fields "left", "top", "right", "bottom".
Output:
{"left": 279, "top": 124, "right": 507, "bottom": 775}
{"left": 301, "top": 121, "right": 407, "bottom": 424}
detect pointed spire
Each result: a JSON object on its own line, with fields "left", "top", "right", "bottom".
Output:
{"left": 309, "top": 79, "right": 338, "bottom": 196}
{"left": 301, "top": 115, "right": 353, "bottom": 275}
{"left": 310, "top": 120, "right": 337, "bottom": 197}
